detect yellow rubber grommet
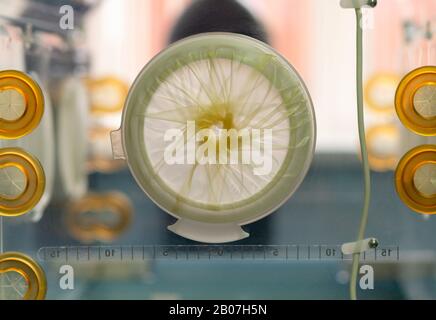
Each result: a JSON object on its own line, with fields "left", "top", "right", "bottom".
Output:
{"left": 66, "top": 192, "right": 133, "bottom": 242}
{"left": 395, "top": 145, "right": 436, "bottom": 214}
{"left": 0, "top": 252, "right": 47, "bottom": 300}
{"left": 365, "top": 73, "right": 400, "bottom": 114}
{"left": 0, "top": 70, "right": 44, "bottom": 139}
{"left": 366, "top": 124, "right": 399, "bottom": 171}
{"left": 395, "top": 66, "right": 436, "bottom": 136}
{"left": 88, "top": 127, "right": 126, "bottom": 173}
{"left": 87, "top": 76, "right": 128, "bottom": 114}
{"left": 0, "top": 148, "right": 46, "bottom": 217}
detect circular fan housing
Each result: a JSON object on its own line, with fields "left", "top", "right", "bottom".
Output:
{"left": 112, "top": 33, "right": 316, "bottom": 243}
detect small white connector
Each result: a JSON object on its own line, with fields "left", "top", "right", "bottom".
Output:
{"left": 340, "top": 0, "right": 377, "bottom": 9}
{"left": 341, "top": 238, "right": 379, "bottom": 255}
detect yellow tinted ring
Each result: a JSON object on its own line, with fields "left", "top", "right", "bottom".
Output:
{"left": 366, "top": 124, "right": 399, "bottom": 171}
{"left": 66, "top": 192, "right": 132, "bottom": 242}
{"left": 395, "top": 145, "right": 436, "bottom": 214}
{"left": 0, "top": 70, "right": 44, "bottom": 139}
{"left": 87, "top": 77, "right": 128, "bottom": 114}
{"left": 395, "top": 66, "right": 436, "bottom": 136}
{"left": 0, "top": 148, "right": 45, "bottom": 216}
{"left": 365, "top": 73, "right": 400, "bottom": 114}
{"left": 0, "top": 252, "right": 46, "bottom": 300}
{"left": 88, "top": 127, "right": 126, "bottom": 173}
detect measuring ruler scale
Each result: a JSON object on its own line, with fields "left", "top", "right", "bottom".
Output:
{"left": 37, "top": 245, "right": 400, "bottom": 263}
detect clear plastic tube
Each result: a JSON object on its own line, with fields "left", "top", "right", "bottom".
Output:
{"left": 350, "top": 8, "right": 372, "bottom": 301}
{"left": 0, "top": 216, "right": 3, "bottom": 254}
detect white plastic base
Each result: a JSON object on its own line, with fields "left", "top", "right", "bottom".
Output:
{"left": 168, "top": 219, "right": 249, "bottom": 243}
{"left": 340, "top": 0, "right": 376, "bottom": 9}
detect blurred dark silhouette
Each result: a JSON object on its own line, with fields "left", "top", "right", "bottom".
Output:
{"left": 169, "top": 0, "right": 269, "bottom": 44}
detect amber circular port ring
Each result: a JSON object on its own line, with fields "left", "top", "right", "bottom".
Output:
{"left": 66, "top": 192, "right": 133, "bottom": 242}
{"left": 395, "top": 66, "right": 436, "bottom": 136}
{"left": 0, "top": 70, "right": 44, "bottom": 139}
{"left": 366, "top": 124, "right": 400, "bottom": 172}
{"left": 364, "top": 73, "right": 400, "bottom": 114}
{"left": 87, "top": 76, "right": 129, "bottom": 114}
{"left": 0, "top": 148, "right": 45, "bottom": 217}
{"left": 0, "top": 252, "right": 47, "bottom": 300}
{"left": 87, "top": 127, "right": 126, "bottom": 173}
{"left": 395, "top": 145, "right": 436, "bottom": 214}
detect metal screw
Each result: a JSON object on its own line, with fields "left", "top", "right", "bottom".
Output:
{"left": 368, "top": 238, "right": 379, "bottom": 249}
{"left": 368, "top": 0, "right": 377, "bottom": 8}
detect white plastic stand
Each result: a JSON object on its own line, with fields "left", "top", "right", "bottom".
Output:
{"left": 341, "top": 238, "right": 378, "bottom": 255}
{"left": 168, "top": 219, "right": 249, "bottom": 243}
{"left": 340, "top": 0, "right": 377, "bottom": 9}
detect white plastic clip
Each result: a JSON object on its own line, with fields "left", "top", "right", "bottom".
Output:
{"left": 340, "top": 0, "right": 377, "bottom": 9}
{"left": 110, "top": 129, "right": 126, "bottom": 160}
{"left": 341, "top": 238, "right": 378, "bottom": 255}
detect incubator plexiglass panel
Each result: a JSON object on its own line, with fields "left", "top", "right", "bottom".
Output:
{"left": 0, "top": 0, "right": 435, "bottom": 301}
